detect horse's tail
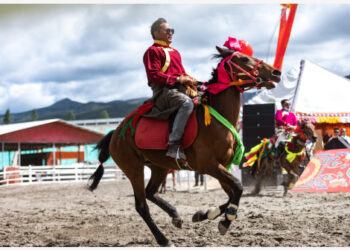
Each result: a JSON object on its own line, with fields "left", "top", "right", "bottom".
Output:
{"left": 88, "top": 130, "right": 114, "bottom": 191}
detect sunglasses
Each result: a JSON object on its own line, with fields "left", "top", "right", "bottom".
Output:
{"left": 162, "top": 28, "right": 175, "bottom": 35}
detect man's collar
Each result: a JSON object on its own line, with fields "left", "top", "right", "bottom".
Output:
{"left": 153, "top": 40, "right": 172, "bottom": 47}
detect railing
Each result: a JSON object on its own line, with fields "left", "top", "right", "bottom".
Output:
{"left": 0, "top": 164, "right": 123, "bottom": 186}
{"left": 0, "top": 164, "right": 242, "bottom": 193}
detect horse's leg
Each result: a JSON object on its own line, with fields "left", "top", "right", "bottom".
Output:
{"left": 126, "top": 167, "right": 169, "bottom": 246}
{"left": 192, "top": 199, "right": 229, "bottom": 223}
{"left": 283, "top": 170, "right": 298, "bottom": 196}
{"left": 204, "top": 163, "right": 243, "bottom": 235}
{"left": 145, "top": 165, "right": 183, "bottom": 228}
{"left": 110, "top": 136, "right": 169, "bottom": 246}
{"left": 251, "top": 155, "right": 273, "bottom": 195}
{"left": 251, "top": 160, "right": 262, "bottom": 195}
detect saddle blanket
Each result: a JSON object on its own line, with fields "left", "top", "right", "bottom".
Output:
{"left": 135, "top": 111, "right": 198, "bottom": 150}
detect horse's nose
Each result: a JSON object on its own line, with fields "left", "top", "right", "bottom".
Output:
{"left": 272, "top": 69, "right": 281, "bottom": 76}
{"left": 312, "top": 136, "right": 317, "bottom": 143}
{"left": 271, "top": 69, "right": 281, "bottom": 83}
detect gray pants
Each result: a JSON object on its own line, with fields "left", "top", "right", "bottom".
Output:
{"left": 145, "top": 83, "right": 194, "bottom": 144}
{"left": 169, "top": 99, "right": 194, "bottom": 143}
{"left": 144, "top": 83, "right": 192, "bottom": 121}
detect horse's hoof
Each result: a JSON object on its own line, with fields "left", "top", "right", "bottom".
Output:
{"left": 172, "top": 217, "right": 183, "bottom": 228}
{"left": 192, "top": 210, "right": 206, "bottom": 222}
{"left": 158, "top": 237, "right": 169, "bottom": 247}
{"left": 218, "top": 220, "right": 228, "bottom": 235}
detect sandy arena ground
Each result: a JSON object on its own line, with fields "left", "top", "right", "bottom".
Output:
{"left": 0, "top": 179, "right": 349, "bottom": 247}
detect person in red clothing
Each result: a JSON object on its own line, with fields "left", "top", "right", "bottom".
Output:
{"left": 274, "top": 99, "right": 298, "bottom": 165}
{"left": 143, "top": 18, "right": 197, "bottom": 161}
{"left": 274, "top": 99, "right": 298, "bottom": 132}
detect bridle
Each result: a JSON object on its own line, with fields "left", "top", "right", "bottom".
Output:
{"left": 225, "top": 52, "right": 264, "bottom": 91}
{"left": 291, "top": 124, "right": 314, "bottom": 148}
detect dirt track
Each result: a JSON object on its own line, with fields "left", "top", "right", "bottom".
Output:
{"left": 0, "top": 180, "right": 349, "bottom": 247}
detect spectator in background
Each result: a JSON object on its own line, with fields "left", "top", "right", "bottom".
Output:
{"left": 159, "top": 169, "right": 177, "bottom": 193}
{"left": 340, "top": 128, "right": 350, "bottom": 144}
{"left": 194, "top": 171, "right": 204, "bottom": 187}
{"left": 325, "top": 127, "right": 350, "bottom": 150}
{"left": 323, "top": 132, "right": 332, "bottom": 147}
{"left": 333, "top": 127, "right": 340, "bottom": 138}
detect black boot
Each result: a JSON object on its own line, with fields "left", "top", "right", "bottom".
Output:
{"left": 166, "top": 141, "right": 187, "bottom": 160}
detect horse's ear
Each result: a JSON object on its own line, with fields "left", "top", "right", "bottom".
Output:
{"left": 216, "top": 46, "right": 225, "bottom": 56}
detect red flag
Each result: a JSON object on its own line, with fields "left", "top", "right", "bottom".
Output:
{"left": 273, "top": 4, "right": 298, "bottom": 70}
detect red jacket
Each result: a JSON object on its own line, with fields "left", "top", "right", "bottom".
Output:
{"left": 143, "top": 42, "right": 185, "bottom": 86}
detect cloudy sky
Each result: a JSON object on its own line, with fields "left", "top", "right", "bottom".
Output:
{"left": 0, "top": 3, "right": 349, "bottom": 114}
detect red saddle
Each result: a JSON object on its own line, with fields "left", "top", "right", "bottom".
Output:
{"left": 135, "top": 111, "right": 198, "bottom": 150}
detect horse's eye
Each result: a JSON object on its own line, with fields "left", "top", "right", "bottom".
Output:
{"left": 240, "top": 57, "right": 249, "bottom": 63}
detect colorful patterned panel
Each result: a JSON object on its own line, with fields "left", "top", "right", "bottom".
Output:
{"left": 292, "top": 149, "right": 350, "bottom": 193}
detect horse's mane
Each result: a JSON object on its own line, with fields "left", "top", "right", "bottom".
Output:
{"left": 208, "top": 46, "right": 234, "bottom": 84}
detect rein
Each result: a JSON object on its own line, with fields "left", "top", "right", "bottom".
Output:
{"left": 225, "top": 52, "right": 263, "bottom": 92}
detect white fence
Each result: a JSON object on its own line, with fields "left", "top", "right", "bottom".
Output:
{"left": 0, "top": 164, "right": 242, "bottom": 193}
{"left": 0, "top": 163, "right": 122, "bottom": 186}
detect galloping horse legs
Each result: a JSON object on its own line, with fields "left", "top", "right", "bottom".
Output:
{"left": 252, "top": 155, "right": 274, "bottom": 195}
{"left": 145, "top": 165, "right": 183, "bottom": 228}
{"left": 193, "top": 164, "right": 243, "bottom": 235}
{"left": 283, "top": 171, "right": 298, "bottom": 196}
{"left": 128, "top": 168, "right": 169, "bottom": 246}
{"left": 192, "top": 201, "right": 229, "bottom": 223}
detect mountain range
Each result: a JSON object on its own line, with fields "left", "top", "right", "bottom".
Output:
{"left": 1, "top": 97, "right": 148, "bottom": 124}
{"left": 1, "top": 91, "right": 257, "bottom": 124}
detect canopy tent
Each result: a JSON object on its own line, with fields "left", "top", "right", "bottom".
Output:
{"left": 247, "top": 59, "right": 350, "bottom": 135}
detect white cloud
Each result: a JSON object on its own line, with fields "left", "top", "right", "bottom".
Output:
{"left": 0, "top": 83, "right": 54, "bottom": 113}
{"left": 0, "top": 4, "right": 349, "bottom": 115}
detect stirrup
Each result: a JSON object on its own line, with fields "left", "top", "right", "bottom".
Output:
{"left": 175, "top": 157, "right": 192, "bottom": 170}
{"left": 166, "top": 142, "right": 187, "bottom": 160}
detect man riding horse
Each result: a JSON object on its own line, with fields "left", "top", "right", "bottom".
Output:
{"left": 143, "top": 17, "right": 197, "bottom": 163}
{"left": 274, "top": 99, "right": 298, "bottom": 166}
{"left": 88, "top": 17, "right": 282, "bottom": 245}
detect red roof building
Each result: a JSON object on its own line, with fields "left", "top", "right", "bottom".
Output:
{"left": 0, "top": 119, "right": 105, "bottom": 166}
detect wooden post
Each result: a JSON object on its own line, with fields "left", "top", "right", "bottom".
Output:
{"left": 18, "top": 143, "right": 21, "bottom": 167}
{"left": 53, "top": 143, "right": 56, "bottom": 182}
{"left": 58, "top": 146, "right": 62, "bottom": 165}
{"left": 29, "top": 165, "right": 32, "bottom": 184}
{"left": 75, "top": 164, "right": 78, "bottom": 182}
{"left": 1, "top": 142, "right": 4, "bottom": 171}
{"left": 77, "top": 144, "right": 81, "bottom": 163}
{"left": 187, "top": 171, "right": 190, "bottom": 192}
{"left": 4, "top": 167, "right": 7, "bottom": 186}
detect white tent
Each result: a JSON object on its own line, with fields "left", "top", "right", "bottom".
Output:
{"left": 247, "top": 59, "right": 350, "bottom": 123}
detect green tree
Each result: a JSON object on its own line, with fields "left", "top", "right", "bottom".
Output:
{"left": 67, "top": 110, "right": 76, "bottom": 120}
{"left": 3, "top": 109, "right": 11, "bottom": 124}
{"left": 345, "top": 74, "right": 350, "bottom": 80}
{"left": 31, "top": 109, "right": 38, "bottom": 121}
{"left": 101, "top": 110, "right": 109, "bottom": 119}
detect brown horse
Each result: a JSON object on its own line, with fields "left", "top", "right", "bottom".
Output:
{"left": 88, "top": 47, "right": 281, "bottom": 246}
{"left": 250, "top": 121, "right": 317, "bottom": 196}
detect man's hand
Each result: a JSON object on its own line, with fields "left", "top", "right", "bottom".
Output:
{"left": 178, "top": 74, "right": 198, "bottom": 85}
{"left": 286, "top": 124, "right": 297, "bottom": 130}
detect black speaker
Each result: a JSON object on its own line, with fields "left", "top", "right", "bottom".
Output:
{"left": 241, "top": 103, "right": 276, "bottom": 186}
